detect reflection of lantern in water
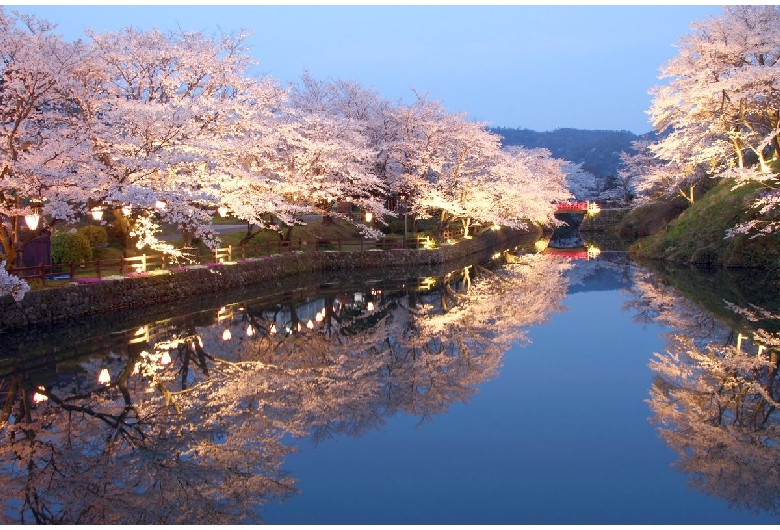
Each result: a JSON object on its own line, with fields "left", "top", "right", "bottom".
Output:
{"left": 161, "top": 351, "right": 172, "bottom": 365}
{"left": 306, "top": 319, "right": 314, "bottom": 329}
{"left": 33, "top": 387, "right": 48, "bottom": 403}
{"left": 98, "top": 368, "right": 111, "bottom": 385}
{"left": 367, "top": 301, "right": 374, "bottom": 311}
{"left": 222, "top": 329, "right": 232, "bottom": 341}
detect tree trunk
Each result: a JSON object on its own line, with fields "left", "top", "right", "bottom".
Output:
{"left": 238, "top": 223, "right": 258, "bottom": 246}
{"left": 461, "top": 218, "right": 471, "bottom": 238}
{"left": 437, "top": 210, "right": 449, "bottom": 238}
{"left": 0, "top": 224, "right": 16, "bottom": 270}
{"left": 679, "top": 184, "right": 695, "bottom": 204}
{"left": 279, "top": 225, "right": 294, "bottom": 242}
{"left": 111, "top": 208, "right": 133, "bottom": 257}
{"left": 181, "top": 229, "right": 192, "bottom": 248}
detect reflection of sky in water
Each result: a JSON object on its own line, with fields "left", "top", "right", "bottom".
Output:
{"left": 261, "top": 266, "right": 779, "bottom": 524}
{"left": 5, "top": 255, "right": 780, "bottom": 524}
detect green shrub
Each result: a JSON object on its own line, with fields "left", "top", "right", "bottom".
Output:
{"left": 77, "top": 225, "right": 108, "bottom": 250}
{"left": 51, "top": 231, "right": 93, "bottom": 264}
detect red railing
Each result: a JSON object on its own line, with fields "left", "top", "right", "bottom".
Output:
{"left": 545, "top": 250, "right": 590, "bottom": 260}
{"left": 555, "top": 201, "right": 591, "bottom": 212}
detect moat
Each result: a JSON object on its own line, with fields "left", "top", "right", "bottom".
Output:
{"left": 2, "top": 246, "right": 779, "bottom": 524}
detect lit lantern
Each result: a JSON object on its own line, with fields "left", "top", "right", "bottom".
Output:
{"left": 98, "top": 368, "right": 111, "bottom": 385}
{"left": 33, "top": 387, "right": 48, "bottom": 403}
{"left": 161, "top": 351, "right": 172, "bottom": 365}
{"left": 296, "top": 322, "right": 302, "bottom": 332}
{"left": 218, "top": 206, "right": 229, "bottom": 217}
{"left": 121, "top": 205, "right": 132, "bottom": 216}
{"left": 367, "top": 301, "right": 374, "bottom": 311}
{"left": 306, "top": 319, "right": 314, "bottom": 329}
{"left": 90, "top": 206, "right": 104, "bottom": 221}
{"left": 246, "top": 325, "right": 255, "bottom": 337}
{"left": 270, "top": 324, "right": 277, "bottom": 334}
{"left": 365, "top": 212, "right": 373, "bottom": 223}
{"left": 315, "top": 311, "right": 324, "bottom": 322}
{"left": 24, "top": 213, "right": 40, "bottom": 230}
{"left": 222, "top": 329, "right": 232, "bottom": 341}
{"left": 155, "top": 200, "right": 167, "bottom": 210}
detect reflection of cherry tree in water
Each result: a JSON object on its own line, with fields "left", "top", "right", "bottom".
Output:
{"left": 0, "top": 324, "right": 297, "bottom": 524}
{"left": 238, "top": 253, "right": 571, "bottom": 437}
{"left": 623, "top": 266, "right": 732, "bottom": 348}
{"left": 0, "top": 253, "right": 569, "bottom": 523}
{"left": 628, "top": 268, "right": 780, "bottom": 516}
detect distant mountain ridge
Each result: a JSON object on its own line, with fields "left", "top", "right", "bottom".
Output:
{"left": 489, "top": 127, "right": 645, "bottom": 178}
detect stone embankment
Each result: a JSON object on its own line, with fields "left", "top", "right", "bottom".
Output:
{"left": 578, "top": 208, "right": 629, "bottom": 232}
{"left": 0, "top": 228, "right": 537, "bottom": 332}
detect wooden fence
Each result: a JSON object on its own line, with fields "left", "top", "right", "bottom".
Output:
{"left": 8, "top": 236, "right": 430, "bottom": 286}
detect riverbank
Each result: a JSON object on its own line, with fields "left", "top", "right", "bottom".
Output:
{"left": 0, "top": 227, "right": 540, "bottom": 332}
{"left": 627, "top": 179, "right": 780, "bottom": 269}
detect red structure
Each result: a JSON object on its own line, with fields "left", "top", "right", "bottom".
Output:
{"left": 544, "top": 248, "right": 590, "bottom": 260}
{"left": 554, "top": 201, "right": 591, "bottom": 213}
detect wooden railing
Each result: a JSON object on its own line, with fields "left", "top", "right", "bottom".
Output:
{"left": 8, "top": 236, "right": 431, "bottom": 286}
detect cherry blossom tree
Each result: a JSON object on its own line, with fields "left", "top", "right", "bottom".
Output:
{"left": 78, "top": 26, "right": 293, "bottom": 256}
{"left": 386, "top": 93, "right": 569, "bottom": 238}
{"left": 644, "top": 6, "right": 780, "bottom": 230}
{"left": 0, "top": 9, "right": 96, "bottom": 269}
{"left": 564, "top": 162, "right": 600, "bottom": 201}
{"left": 278, "top": 72, "right": 391, "bottom": 238}
{"left": 617, "top": 140, "right": 654, "bottom": 203}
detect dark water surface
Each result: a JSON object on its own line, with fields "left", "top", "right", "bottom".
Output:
{"left": 2, "top": 248, "right": 779, "bottom": 524}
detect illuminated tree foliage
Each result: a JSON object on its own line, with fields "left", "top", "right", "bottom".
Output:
{"left": 639, "top": 6, "right": 780, "bottom": 232}
{"left": 1, "top": 7, "right": 572, "bottom": 298}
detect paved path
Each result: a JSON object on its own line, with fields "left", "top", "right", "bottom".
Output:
{"left": 158, "top": 224, "right": 246, "bottom": 242}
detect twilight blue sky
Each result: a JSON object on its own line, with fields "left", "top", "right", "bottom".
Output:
{"left": 10, "top": 4, "right": 722, "bottom": 134}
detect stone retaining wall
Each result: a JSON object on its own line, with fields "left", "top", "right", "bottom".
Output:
{"left": 578, "top": 208, "right": 629, "bottom": 232}
{"left": 0, "top": 228, "right": 538, "bottom": 332}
